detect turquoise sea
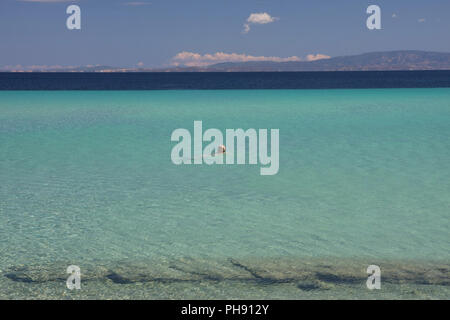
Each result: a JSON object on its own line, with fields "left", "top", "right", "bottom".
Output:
{"left": 0, "top": 89, "right": 449, "bottom": 299}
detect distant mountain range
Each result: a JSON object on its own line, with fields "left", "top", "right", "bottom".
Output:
{"left": 3, "top": 51, "right": 450, "bottom": 72}
{"left": 162, "top": 51, "right": 450, "bottom": 72}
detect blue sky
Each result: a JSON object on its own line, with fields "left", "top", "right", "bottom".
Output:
{"left": 0, "top": 0, "right": 449, "bottom": 69}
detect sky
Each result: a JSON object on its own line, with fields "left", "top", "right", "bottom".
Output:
{"left": 0, "top": 0, "right": 449, "bottom": 69}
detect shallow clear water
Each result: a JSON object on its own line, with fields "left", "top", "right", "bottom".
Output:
{"left": 0, "top": 89, "right": 449, "bottom": 299}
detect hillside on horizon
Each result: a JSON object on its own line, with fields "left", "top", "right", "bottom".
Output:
{"left": 2, "top": 51, "right": 450, "bottom": 72}
{"left": 167, "top": 50, "right": 450, "bottom": 72}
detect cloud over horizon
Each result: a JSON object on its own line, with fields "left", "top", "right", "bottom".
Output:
{"left": 171, "top": 51, "right": 330, "bottom": 67}
{"left": 1, "top": 64, "right": 72, "bottom": 71}
{"left": 305, "top": 54, "right": 331, "bottom": 61}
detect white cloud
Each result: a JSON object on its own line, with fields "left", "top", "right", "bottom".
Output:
{"left": 392, "top": 13, "right": 397, "bottom": 18}
{"left": 247, "top": 12, "right": 277, "bottom": 24}
{"left": 243, "top": 12, "right": 278, "bottom": 34}
{"left": 418, "top": 18, "right": 426, "bottom": 23}
{"left": 172, "top": 52, "right": 300, "bottom": 67}
{"left": 171, "top": 51, "right": 330, "bottom": 67}
{"left": 306, "top": 54, "right": 331, "bottom": 61}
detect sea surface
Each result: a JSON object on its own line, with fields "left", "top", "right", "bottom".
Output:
{"left": 0, "top": 88, "right": 449, "bottom": 299}
{"left": 1, "top": 71, "right": 450, "bottom": 90}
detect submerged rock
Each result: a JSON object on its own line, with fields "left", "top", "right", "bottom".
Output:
{"left": 297, "top": 280, "right": 334, "bottom": 291}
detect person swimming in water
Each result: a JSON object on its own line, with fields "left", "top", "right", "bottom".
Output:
{"left": 210, "top": 144, "right": 226, "bottom": 157}
{"left": 217, "top": 144, "right": 226, "bottom": 155}
{"left": 190, "top": 144, "right": 226, "bottom": 161}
